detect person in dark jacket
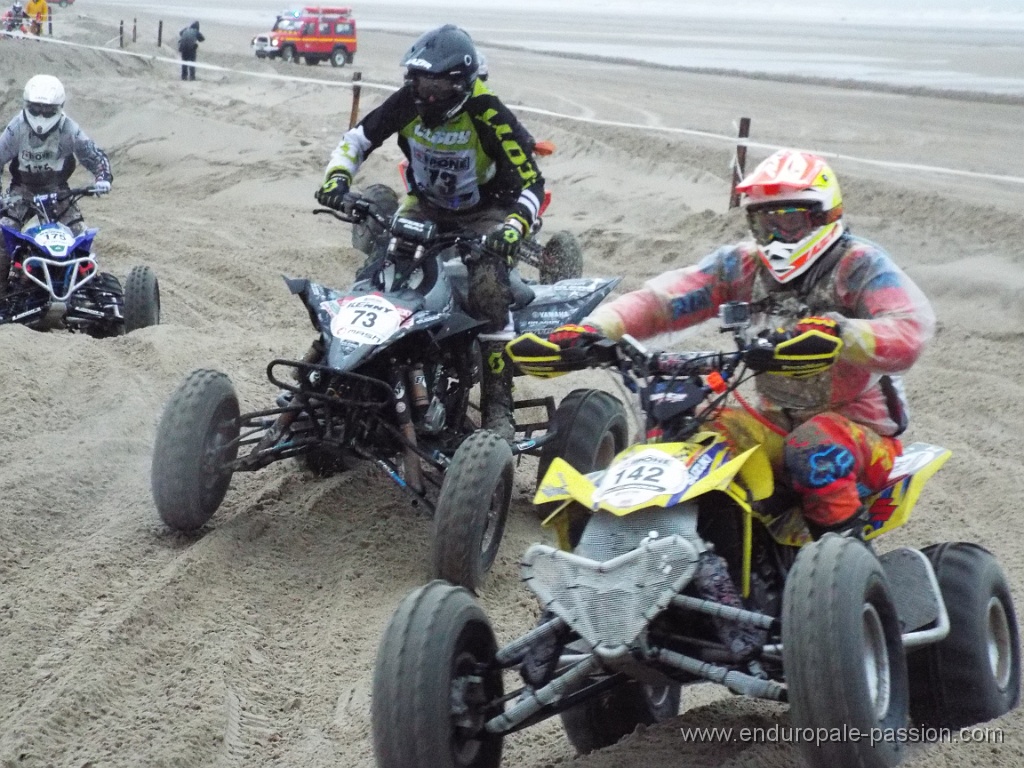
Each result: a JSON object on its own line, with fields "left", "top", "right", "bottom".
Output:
{"left": 177, "top": 21, "right": 205, "bottom": 81}
{"left": 315, "top": 24, "right": 545, "bottom": 441}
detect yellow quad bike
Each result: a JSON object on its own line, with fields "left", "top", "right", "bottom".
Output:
{"left": 369, "top": 302, "right": 1020, "bottom": 768}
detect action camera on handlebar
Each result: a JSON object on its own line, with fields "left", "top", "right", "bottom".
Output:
{"left": 718, "top": 301, "right": 752, "bottom": 331}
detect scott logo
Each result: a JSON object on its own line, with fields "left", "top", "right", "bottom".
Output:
{"left": 413, "top": 125, "right": 471, "bottom": 145}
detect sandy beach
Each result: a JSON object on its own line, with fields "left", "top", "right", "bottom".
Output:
{"left": 1, "top": 7, "right": 1023, "bottom": 767}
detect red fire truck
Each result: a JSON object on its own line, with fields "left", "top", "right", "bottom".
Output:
{"left": 251, "top": 7, "right": 357, "bottom": 67}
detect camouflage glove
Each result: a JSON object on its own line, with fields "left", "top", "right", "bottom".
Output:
{"left": 316, "top": 173, "right": 350, "bottom": 210}
{"left": 483, "top": 220, "right": 523, "bottom": 266}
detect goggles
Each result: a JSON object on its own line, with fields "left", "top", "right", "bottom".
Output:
{"left": 26, "top": 102, "right": 61, "bottom": 118}
{"left": 747, "top": 204, "right": 829, "bottom": 245}
{"left": 408, "top": 73, "right": 463, "bottom": 103}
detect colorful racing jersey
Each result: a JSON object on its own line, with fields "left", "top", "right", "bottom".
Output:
{"left": 0, "top": 113, "right": 112, "bottom": 191}
{"left": 325, "top": 79, "right": 544, "bottom": 231}
{"left": 587, "top": 234, "right": 936, "bottom": 436}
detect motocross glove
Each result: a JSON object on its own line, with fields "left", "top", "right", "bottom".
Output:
{"left": 548, "top": 323, "right": 602, "bottom": 349}
{"left": 483, "top": 219, "right": 524, "bottom": 266}
{"left": 93, "top": 179, "right": 111, "bottom": 195}
{"left": 749, "top": 315, "right": 843, "bottom": 378}
{"left": 316, "top": 173, "right": 350, "bottom": 210}
{"left": 506, "top": 324, "right": 604, "bottom": 378}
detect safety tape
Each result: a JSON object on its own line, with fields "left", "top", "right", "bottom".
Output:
{"left": 7, "top": 30, "right": 1024, "bottom": 187}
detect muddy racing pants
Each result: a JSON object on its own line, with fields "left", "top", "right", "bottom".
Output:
{"left": 711, "top": 408, "right": 901, "bottom": 530}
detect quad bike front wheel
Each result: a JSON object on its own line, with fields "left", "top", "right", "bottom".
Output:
{"left": 151, "top": 369, "right": 240, "bottom": 532}
{"left": 123, "top": 265, "right": 160, "bottom": 332}
{"left": 908, "top": 542, "right": 1021, "bottom": 728}
{"left": 539, "top": 230, "right": 584, "bottom": 284}
{"left": 372, "top": 580, "right": 504, "bottom": 768}
{"left": 783, "top": 533, "right": 909, "bottom": 768}
{"left": 432, "top": 430, "right": 514, "bottom": 591}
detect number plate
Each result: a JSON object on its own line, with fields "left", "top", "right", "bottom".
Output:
{"left": 326, "top": 295, "right": 404, "bottom": 345}
{"left": 31, "top": 227, "right": 76, "bottom": 256}
{"left": 593, "top": 448, "right": 690, "bottom": 509}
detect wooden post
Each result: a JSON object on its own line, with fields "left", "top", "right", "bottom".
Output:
{"left": 348, "top": 71, "right": 362, "bottom": 129}
{"left": 119, "top": 19, "right": 124, "bottom": 48}
{"left": 157, "top": 20, "right": 162, "bottom": 47}
{"left": 132, "top": 17, "right": 137, "bottom": 43}
{"left": 728, "top": 116, "right": 751, "bottom": 209}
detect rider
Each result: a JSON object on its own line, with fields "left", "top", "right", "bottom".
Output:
{"left": 315, "top": 24, "right": 545, "bottom": 441}
{"left": 5, "top": 0, "right": 26, "bottom": 27}
{"left": 510, "top": 149, "right": 936, "bottom": 539}
{"left": 0, "top": 74, "right": 113, "bottom": 293}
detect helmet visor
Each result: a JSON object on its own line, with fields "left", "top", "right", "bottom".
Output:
{"left": 408, "top": 73, "right": 463, "bottom": 103}
{"left": 26, "top": 102, "right": 60, "bottom": 118}
{"left": 747, "top": 204, "right": 821, "bottom": 246}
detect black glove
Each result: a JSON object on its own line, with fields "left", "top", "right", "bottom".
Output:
{"left": 483, "top": 221, "right": 523, "bottom": 266}
{"left": 316, "top": 173, "right": 350, "bottom": 210}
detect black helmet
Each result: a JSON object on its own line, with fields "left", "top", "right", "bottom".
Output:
{"left": 401, "top": 25, "right": 479, "bottom": 128}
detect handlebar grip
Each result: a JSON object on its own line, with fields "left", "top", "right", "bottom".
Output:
{"left": 654, "top": 350, "right": 725, "bottom": 376}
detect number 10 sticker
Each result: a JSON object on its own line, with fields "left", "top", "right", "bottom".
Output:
{"left": 330, "top": 295, "right": 403, "bottom": 345}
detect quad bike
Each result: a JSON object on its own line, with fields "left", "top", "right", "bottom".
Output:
{"left": 1, "top": 8, "right": 27, "bottom": 33}
{"left": 353, "top": 140, "right": 583, "bottom": 287}
{"left": 0, "top": 187, "right": 161, "bottom": 335}
{"left": 371, "top": 301, "right": 1020, "bottom": 768}
{"left": 151, "top": 190, "right": 619, "bottom": 590}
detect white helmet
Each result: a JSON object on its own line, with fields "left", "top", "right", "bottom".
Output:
{"left": 736, "top": 149, "right": 845, "bottom": 284}
{"left": 23, "top": 74, "right": 66, "bottom": 136}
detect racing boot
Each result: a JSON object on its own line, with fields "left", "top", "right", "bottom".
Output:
{"left": 693, "top": 551, "right": 767, "bottom": 662}
{"left": 805, "top": 504, "right": 870, "bottom": 541}
{"left": 478, "top": 335, "right": 515, "bottom": 442}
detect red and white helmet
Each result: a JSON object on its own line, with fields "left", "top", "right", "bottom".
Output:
{"left": 23, "top": 74, "right": 66, "bottom": 136}
{"left": 736, "top": 149, "right": 844, "bottom": 283}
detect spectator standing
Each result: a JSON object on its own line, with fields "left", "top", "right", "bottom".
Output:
{"left": 177, "top": 20, "right": 204, "bottom": 81}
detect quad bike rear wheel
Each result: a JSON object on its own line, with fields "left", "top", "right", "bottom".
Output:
{"left": 372, "top": 580, "right": 504, "bottom": 768}
{"left": 536, "top": 389, "right": 629, "bottom": 543}
{"left": 560, "top": 681, "right": 680, "bottom": 754}
{"left": 539, "top": 230, "right": 583, "bottom": 284}
{"left": 123, "top": 265, "right": 160, "bottom": 332}
{"left": 0, "top": 250, "right": 10, "bottom": 298}
{"left": 151, "top": 369, "right": 240, "bottom": 532}
{"left": 783, "top": 533, "right": 909, "bottom": 768}
{"left": 908, "top": 542, "right": 1020, "bottom": 728}
{"left": 432, "top": 430, "right": 513, "bottom": 591}
{"left": 351, "top": 183, "right": 400, "bottom": 259}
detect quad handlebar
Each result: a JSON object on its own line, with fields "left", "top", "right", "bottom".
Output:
{"left": 314, "top": 189, "right": 493, "bottom": 263}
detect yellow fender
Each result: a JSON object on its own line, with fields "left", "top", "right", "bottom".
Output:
{"left": 534, "top": 442, "right": 776, "bottom": 552}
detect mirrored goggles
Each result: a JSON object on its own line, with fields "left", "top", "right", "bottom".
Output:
{"left": 747, "top": 204, "right": 824, "bottom": 245}
{"left": 408, "top": 73, "right": 463, "bottom": 102}
{"left": 26, "top": 102, "right": 61, "bottom": 118}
